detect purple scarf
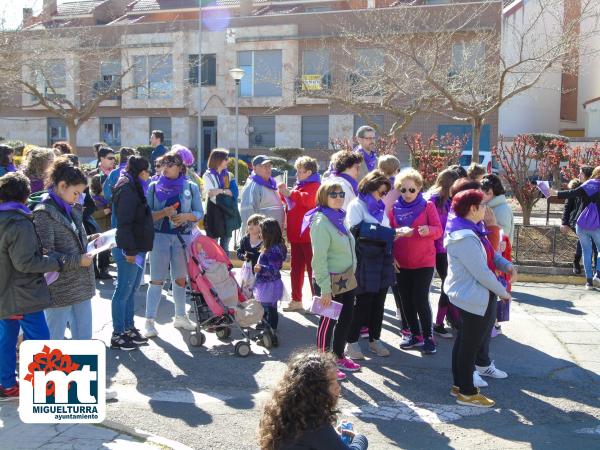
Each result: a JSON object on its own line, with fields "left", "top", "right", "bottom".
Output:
{"left": 301, "top": 206, "right": 347, "bottom": 236}
{"left": 393, "top": 192, "right": 427, "bottom": 227}
{"left": 389, "top": 176, "right": 395, "bottom": 187}
{"left": 29, "top": 177, "right": 45, "bottom": 194}
{"left": 357, "top": 146, "right": 377, "bottom": 172}
{"left": 209, "top": 169, "right": 228, "bottom": 189}
{"left": 124, "top": 172, "right": 150, "bottom": 196}
{"left": 295, "top": 172, "right": 321, "bottom": 188}
{"left": 446, "top": 213, "right": 495, "bottom": 261}
{"left": 333, "top": 171, "right": 358, "bottom": 195}
{"left": 250, "top": 173, "right": 277, "bottom": 190}
{"left": 45, "top": 187, "right": 73, "bottom": 217}
{"left": 4, "top": 163, "right": 17, "bottom": 173}
{"left": 0, "top": 201, "right": 32, "bottom": 215}
{"left": 155, "top": 175, "right": 185, "bottom": 202}
{"left": 359, "top": 192, "right": 385, "bottom": 223}
{"left": 92, "top": 194, "right": 109, "bottom": 208}
{"left": 581, "top": 179, "right": 600, "bottom": 197}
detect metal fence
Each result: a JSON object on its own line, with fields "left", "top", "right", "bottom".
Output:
{"left": 513, "top": 225, "right": 579, "bottom": 266}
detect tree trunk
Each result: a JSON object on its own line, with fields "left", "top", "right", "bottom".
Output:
{"left": 522, "top": 204, "right": 532, "bottom": 226}
{"left": 471, "top": 117, "right": 483, "bottom": 164}
{"left": 552, "top": 167, "right": 561, "bottom": 189}
{"left": 66, "top": 121, "right": 78, "bottom": 154}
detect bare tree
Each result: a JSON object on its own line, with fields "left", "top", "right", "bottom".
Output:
{"left": 297, "top": 0, "right": 600, "bottom": 161}
{"left": 0, "top": 25, "right": 173, "bottom": 153}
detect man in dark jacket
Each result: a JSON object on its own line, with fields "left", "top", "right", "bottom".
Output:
{"left": 0, "top": 173, "right": 63, "bottom": 400}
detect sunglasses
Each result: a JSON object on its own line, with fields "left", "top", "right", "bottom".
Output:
{"left": 377, "top": 189, "right": 388, "bottom": 197}
{"left": 163, "top": 162, "right": 181, "bottom": 168}
{"left": 328, "top": 191, "right": 346, "bottom": 199}
{"left": 400, "top": 187, "right": 417, "bottom": 194}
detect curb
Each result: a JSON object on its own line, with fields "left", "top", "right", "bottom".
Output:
{"left": 99, "top": 420, "right": 194, "bottom": 450}
{"left": 515, "top": 272, "right": 585, "bottom": 286}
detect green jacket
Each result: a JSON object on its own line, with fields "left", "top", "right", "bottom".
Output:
{"left": 309, "top": 212, "right": 356, "bottom": 295}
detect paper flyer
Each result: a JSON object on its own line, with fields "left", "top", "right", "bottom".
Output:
{"left": 536, "top": 180, "right": 551, "bottom": 198}
{"left": 87, "top": 229, "right": 117, "bottom": 256}
{"left": 309, "top": 297, "right": 343, "bottom": 320}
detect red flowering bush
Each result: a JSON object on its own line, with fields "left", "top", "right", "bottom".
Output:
{"left": 405, "top": 133, "right": 464, "bottom": 188}
{"left": 330, "top": 136, "right": 398, "bottom": 156}
{"left": 561, "top": 143, "right": 600, "bottom": 182}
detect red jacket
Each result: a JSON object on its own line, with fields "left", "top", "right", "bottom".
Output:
{"left": 284, "top": 181, "right": 320, "bottom": 243}
{"left": 389, "top": 201, "right": 442, "bottom": 269}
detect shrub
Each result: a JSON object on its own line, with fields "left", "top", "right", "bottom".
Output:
{"left": 270, "top": 147, "right": 305, "bottom": 163}
{"left": 228, "top": 157, "right": 250, "bottom": 186}
{"left": 405, "top": 133, "right": 464, "bottom": 188}
{"left": 135, "top": 145, "right": 155, "bottom": 162}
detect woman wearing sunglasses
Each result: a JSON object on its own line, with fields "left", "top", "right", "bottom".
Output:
{"left": 305, "top": 181, "right": 359, "bottom": 381}
{"left": 144, "top": 151, "right": 204, "bottom": 338}
{"left": 344, "top": 170, "right": 395, "bottom": 360}
{"left": 389, "top": 169, "right": 442, "bottom": 355}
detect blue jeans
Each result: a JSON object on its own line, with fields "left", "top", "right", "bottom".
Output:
{"left": 0, "top": 312, "right": 49, "bottom": 388}
{"left": 576, "top": 224, "right": 600, "bottom": 279}
{"left": 112, "top": 248, "right": 145, "bottom": 334}
{"left": 45, "top": 299, "right": 92, "bottom": 340}
{"left": 146, "top": 233, "right": 189, "bottom": 319}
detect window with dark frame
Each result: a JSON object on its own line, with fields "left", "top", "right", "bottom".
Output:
{"left": 188, "top": 54, "right": 216, "bottom": 86}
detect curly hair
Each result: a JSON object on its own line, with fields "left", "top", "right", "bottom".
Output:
{"left": 258, "top": 351, "right": 339, "bottom": 450}
{"left": 22, "top": 147, "right": 55, "bottom": 181}
{"left": 330, "top": 150, "right": 363, "bottom": 174}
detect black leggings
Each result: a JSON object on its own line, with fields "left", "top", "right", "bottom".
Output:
{"left": 313, "top": 280, "right": 356, "bottom": 359}
{"left": 392, "top": 283, "right": 409, "bottom": 330}
{"left": 436, "top": 253, "right": 449, "bottom": 308}
{"left": 452, "top": 293, "right": 496, "bottom": 395}
{"left": 396, "top": 268, "right": 434, "bottom": 338}
{"left": 347, "top": 289, "right": 388, "bottom": 343}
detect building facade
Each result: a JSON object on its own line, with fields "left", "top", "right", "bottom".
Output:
{"left": 0, "top": 0, "right": 501, "bottom": 168}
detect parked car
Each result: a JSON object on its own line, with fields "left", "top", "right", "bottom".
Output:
{"left": 460, "top": 150, "right": 499, "bottom": 175}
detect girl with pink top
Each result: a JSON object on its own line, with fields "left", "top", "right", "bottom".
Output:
{"left": 389, "top": 169, "right": 442, "bottom": 355}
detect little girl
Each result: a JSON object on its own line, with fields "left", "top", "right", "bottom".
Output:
{"left": 253, "top": 218, "right": 287, "bottom": 337}
{"left": 236, "top": 213, "right": 265, "bottom": 267}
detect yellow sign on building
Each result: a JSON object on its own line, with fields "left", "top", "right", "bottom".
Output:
{"left": 301, "top": 74, "right": 323, "bottom": 91}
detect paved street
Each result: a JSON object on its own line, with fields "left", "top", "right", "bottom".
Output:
{"left": 2, "top": 272, "right": 600, "bottom": 449}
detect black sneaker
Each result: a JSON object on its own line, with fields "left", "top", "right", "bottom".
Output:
{"left": 126, "top": 327, "right": 148, "bottom": 345}
{"left": 423, "top": 337, "right": 437, "bottom": 355}
{"left": 433, "top": 324, "right": 453, "bottom": 339}
{"left": 110, "top": 333, "right": 137, "bottom": 351}
{"left": 573, "top": 260, "right": 582, "bottom": 275}
{"left": 97, "top": 270, "right": 113, "bottom": 280}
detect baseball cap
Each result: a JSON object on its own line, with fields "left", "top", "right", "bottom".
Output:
{"left": 252, "top": 155, "right": 273, "bottom": 166}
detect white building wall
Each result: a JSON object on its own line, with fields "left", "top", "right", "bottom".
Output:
{"left": 217, "top": 114, "right": 249, "bottom": 150}
{"left": 275, "top": 115, "right": 301, "bottom": 147}
{"left": 172, "top": 117, "right": 191, "bottom": 147}
{"left": 580, "top": 22, "right": 600, "bottom": 136}
{"left": 0, "top": 117, "right": 47, "bottom": 146}
{"left": 329, "top": 115, "right": 353, "bottom": 141}
{"left": 121, "top": 117, "right": 149, "bottom": 147}
{"left": 77, "top": 118, "right": 100, "bottom": 147}
{"left": 499, "top": 0, "right": 565, "bottom": 136}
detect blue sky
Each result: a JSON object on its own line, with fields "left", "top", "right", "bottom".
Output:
{"left": 1, "top": 1, "right": 68, "bottom": 30}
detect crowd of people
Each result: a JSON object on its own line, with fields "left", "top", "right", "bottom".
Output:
{"left": 2, "top": 123, "right": 599, "bottom": 449}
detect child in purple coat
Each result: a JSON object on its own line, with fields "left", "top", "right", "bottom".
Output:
{"left": 253, "top": 218, "right": 287, "bottom": 336}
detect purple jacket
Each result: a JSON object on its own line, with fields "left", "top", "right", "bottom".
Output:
{"left": 255, "top": 244, "right": 287, "bottom": 283}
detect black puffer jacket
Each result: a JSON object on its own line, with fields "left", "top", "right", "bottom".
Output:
{"left": 0, "top": 209, "right": 61, "bottom": 319}
{"left": 112, "top": 175, "right": 154, "bottom": 256}
{"left": 351, "top": 222, "right": 396, "bottom": 294}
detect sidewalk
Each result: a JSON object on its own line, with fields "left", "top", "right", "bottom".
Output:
{"left": 0, "top": 399, "right": 193, "bottom": 450}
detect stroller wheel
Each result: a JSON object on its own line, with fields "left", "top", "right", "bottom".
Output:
{"left": 234, "top": 341, "right": 251, "bottom": 357}
{"left": 216, "top": 327, "right": 231, "bottom": 340}
{"left": 260, "top": 333, "right": 273, "bottom": 349}
{"left": 189, "top": 332, "right": 206, "bottom": 347}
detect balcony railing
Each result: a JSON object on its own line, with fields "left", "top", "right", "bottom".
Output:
{"left": 93, "top": 80, "right": 121, "bottom": 101}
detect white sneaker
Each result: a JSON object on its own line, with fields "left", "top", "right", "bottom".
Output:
{"left": 144, "top": 319, "right": 158, "bottom": 338}
{"left": 283, "top": 301, "right": 305, "bottom": 312}
{"left": 593, "top": 276, "right": 600, "bottom": 288}
{"left": 368, "top": 340, "right": 390, "bottom": 357}
{"left": 173, "top": 315, "right": 196, "bottom": 331}
{"left": 346, "top": 342, "right": 365, "bottom": 360}
{"left": 476, "top": 360, "right": 508, "bottom": 379}
{"left": 473, "top": 370, "right": 488, "bottom": 388}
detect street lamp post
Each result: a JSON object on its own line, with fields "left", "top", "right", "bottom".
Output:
{"left": 229, "top": 67, "right": 244, "bottom": 185}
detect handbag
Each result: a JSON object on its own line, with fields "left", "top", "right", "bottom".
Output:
{"left": 330, "top": 235, "right": 357, "bottom": 296}
{"left": 497, "top": 299, "right": 510, "bottom": 322}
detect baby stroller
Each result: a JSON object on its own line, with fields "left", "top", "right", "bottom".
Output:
{"left": 182, "top": 233, "right": 277, "bottom": 356}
